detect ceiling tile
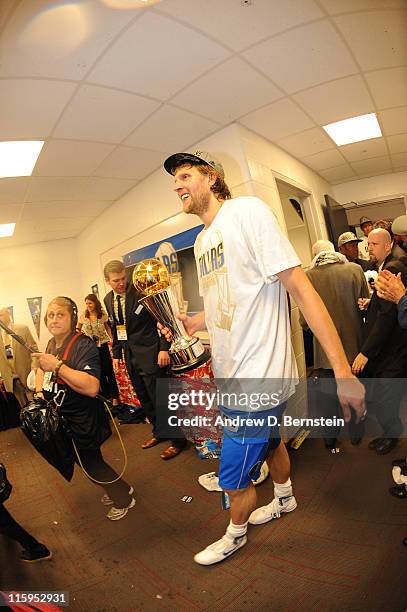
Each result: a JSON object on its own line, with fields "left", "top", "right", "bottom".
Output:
{"left": 318, "top": 165, "right": 356, "bottom": 183}
{"left": 334, "top": 10, "right": 407, "bottom": 70}
{"left": 54, "top": 85, "right": 160, "bottom": 144}
{"left": 387, "top": 133, "right": 407, "bottom": 154}
{"left": 319, "top": 0, "right": 407, "bottom": 14}
{"left": 379, "top": 107, "right": 407, "bottom": 136}
{"left": 22, "top": 200, "right": 111, "bottom": 221}
{"left": 0, "top": 1, "right": 140, "bottom": 79}
{"left": 301, "top": 149, "right": 347, "bottom": 171}
{"left": 339, "top": 137, "right": 388, "bottom": 162}
{"left": 350, "top": 155, "right": 392, "bottom": 174}
{"left": 365, "top": 67, "right": 407, "bottom": 109}
{"left": 33, "top": 140, "right": 115, "bottom": 177}
{"left": 391, "top": 152, "right": 407, "bottom": 168}
{"left": 88, "top": 12, "right": 230, "bottom": 100}
{"left": 82, "top": 177, "right": 136, "bottom": 201}
{"left": 18, "top": 216, "right": 92, "bottom": 234}
{"left": 0, "top": 203, "right": 23, "bottom": 223}
{"left": 23, "top": 176, "right": 128, "bottom": 205}
{"left": 93, "top": 146, "right": 163, "bottom": 180}
{"left": 293, "top": 75, "right": 374, "bottom": 125}
{"left": 26, "top": 177, "right": 91, "bottom": 202}
{"left": 239, "top": 98, "right": 314, "bottom": 142}
{"left": 124, "top": 105, "right": 220, "bottom": 152}
{"left": 243, "top": 20, "right": 357, "bottom": 93}
{"left": 277, "top": 127, "right": 335, "bottom": 157}
{"left": 4, "top": 227, "right": 75, "bottom": 247}
{"left": 0, "top": 177, "right": 29, "bottom": 203}
{"left": 171, "top": 58, "right": 283, "bottom": 123}
{"left": 158, "top": 0, "right": 323, "bottom": 52}
{"left": 0, "top": 79, "right": 76, "bottom": 140}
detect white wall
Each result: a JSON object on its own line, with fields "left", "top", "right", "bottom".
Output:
{"left": 0, "top": 238, "right": 80, "bottom": 350}
{"left": 333, "top": 169, "right": 407, "bottom": 205}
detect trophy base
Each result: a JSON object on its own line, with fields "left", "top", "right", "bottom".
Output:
{"left": 170, "top": 337, "right": 210, "bottom": 374}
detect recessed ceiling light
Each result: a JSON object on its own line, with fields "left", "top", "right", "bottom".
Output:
{"left": 0, "top": 141, "right": 44, "bottom": 178}
{"left": 0, "top": 223, "right": 16, "bottom": 238}
{"left": 322, "top": 113, "right": 382, "bottom": 146}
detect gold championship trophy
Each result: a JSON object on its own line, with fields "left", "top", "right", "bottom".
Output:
{"left": 132, "top": 258, "right": 210, "bottom": 373}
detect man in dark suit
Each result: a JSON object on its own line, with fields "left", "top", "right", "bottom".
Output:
{"left": 373, "top": 218, "right": 407, "bottom": 265}
{"left": 103, "top": 260, "right": 186, "bottom": 459}
{"left": 352, "top": 228, "right": 407, "bottom": 454}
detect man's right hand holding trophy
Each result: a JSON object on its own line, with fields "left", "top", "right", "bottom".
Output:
{"left": 132, "top": 258, "right": 209, "bottom": 374}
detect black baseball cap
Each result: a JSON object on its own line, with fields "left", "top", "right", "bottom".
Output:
{"left": 164, "top": 150, "right": 224, "bottom": 177}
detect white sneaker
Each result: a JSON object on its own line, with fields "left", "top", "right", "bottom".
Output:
{"left": 194, "top": 534, "right": 247, "bottom": 565}
{"left": 101, "top": 486, "right": 134, "bottom": 506}
{"left": 198, "top": 463, "right": 269, "bottom": 493}
{"left": 392, "top": 466, "right": 407, "bottom": 485}
{"left": 198, "top": 472, "right": 222, "bottom": 492}
{"left": 249, "top": 495, "right": 297, "bottom": 525}
{"left": 106, "top": 497, "right": 136, "bottom": 521}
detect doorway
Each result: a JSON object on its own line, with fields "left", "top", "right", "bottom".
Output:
{"left": 275, "top": 179, "right": 313, "bottom": 268}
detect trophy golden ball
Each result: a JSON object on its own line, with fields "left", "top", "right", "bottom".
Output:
{"left": 132, "top": 259, "right": 170, "bottom": 295}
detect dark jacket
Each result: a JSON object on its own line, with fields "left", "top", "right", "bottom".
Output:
{"left": 391, "top": 243, "right": 407, "bottom": 267}
{"left": 355, "top": 258, "right": 376, "bottom": 272}
{"left": 397, "top": 295, "right": 407, "bottom": 330}
{"left": 361, "top": 256, "right": 407, "bottom": 376}
{"left": 104, "top": 284, "right": 169, "bottom": 370}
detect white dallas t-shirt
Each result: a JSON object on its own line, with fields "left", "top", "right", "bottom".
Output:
{"left": 194, "top": 196, "right": 300, "bottom": 406}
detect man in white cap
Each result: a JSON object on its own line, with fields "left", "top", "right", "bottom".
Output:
{"left": 358, "top": 216, "right": 374, "bottom": 261}
{"left": 301, "top": 239, "right": 370, "bottom": 449}
{"left": 392, "top": 214, "right": 407, "bottom": 255}
{"left": 337, "top": 231, "right": 376, "bottom": 271}
{"left": 161, "top": 149, "right": 366, "bottom": 566}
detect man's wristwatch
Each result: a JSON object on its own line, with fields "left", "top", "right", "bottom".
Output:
{"left": 53, "top": 359, "right": 65, "bottom": 378}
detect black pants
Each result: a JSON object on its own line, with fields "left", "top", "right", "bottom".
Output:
{"left": 124, "top": 345, "right": 186, "bottom": 449}
{"left": 308, "top": 369, "right": 363, "bottom": 441}
{"left": 0, "top": 502, "right": 41, "bottom": 550}
{"left": 75, "top": 447, "right": 132, "bottom": 507}
{"left": 0, "top": 390, "right": 20, "bottom": 431}
{"left": 98, "top": 342, "right": 119, "bottom": 401}
{"left": 362, "top": 376, "right": 404, "bottom": 438}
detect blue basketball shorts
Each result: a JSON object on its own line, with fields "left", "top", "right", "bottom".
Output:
{"left": 218, "top": 402, "right": 287, "bottom": 491}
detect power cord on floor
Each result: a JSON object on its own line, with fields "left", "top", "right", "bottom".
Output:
{"left": 72, "top": 397, "right": 127, "bottom": 484}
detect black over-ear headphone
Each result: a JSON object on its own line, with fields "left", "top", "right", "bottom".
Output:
{"left": 44, "top": 297, "right": 78, "bottom": 331}
{"left": 63, "top": 297, "right": 78, "bottom": 330}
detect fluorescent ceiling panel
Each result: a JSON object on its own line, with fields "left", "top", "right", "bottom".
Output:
{"left": 0, "top": 223, "right": 16, "bottom": 237}
{"left": 0, "top": 141, "right": 44, "bottom": 178}
{"left": 323, "top": 113, "right": 381, "bottom": 146}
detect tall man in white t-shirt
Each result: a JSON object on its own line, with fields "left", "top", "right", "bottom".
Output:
{"left": 162, "top": 150, "right": 366, "bottom": 566}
